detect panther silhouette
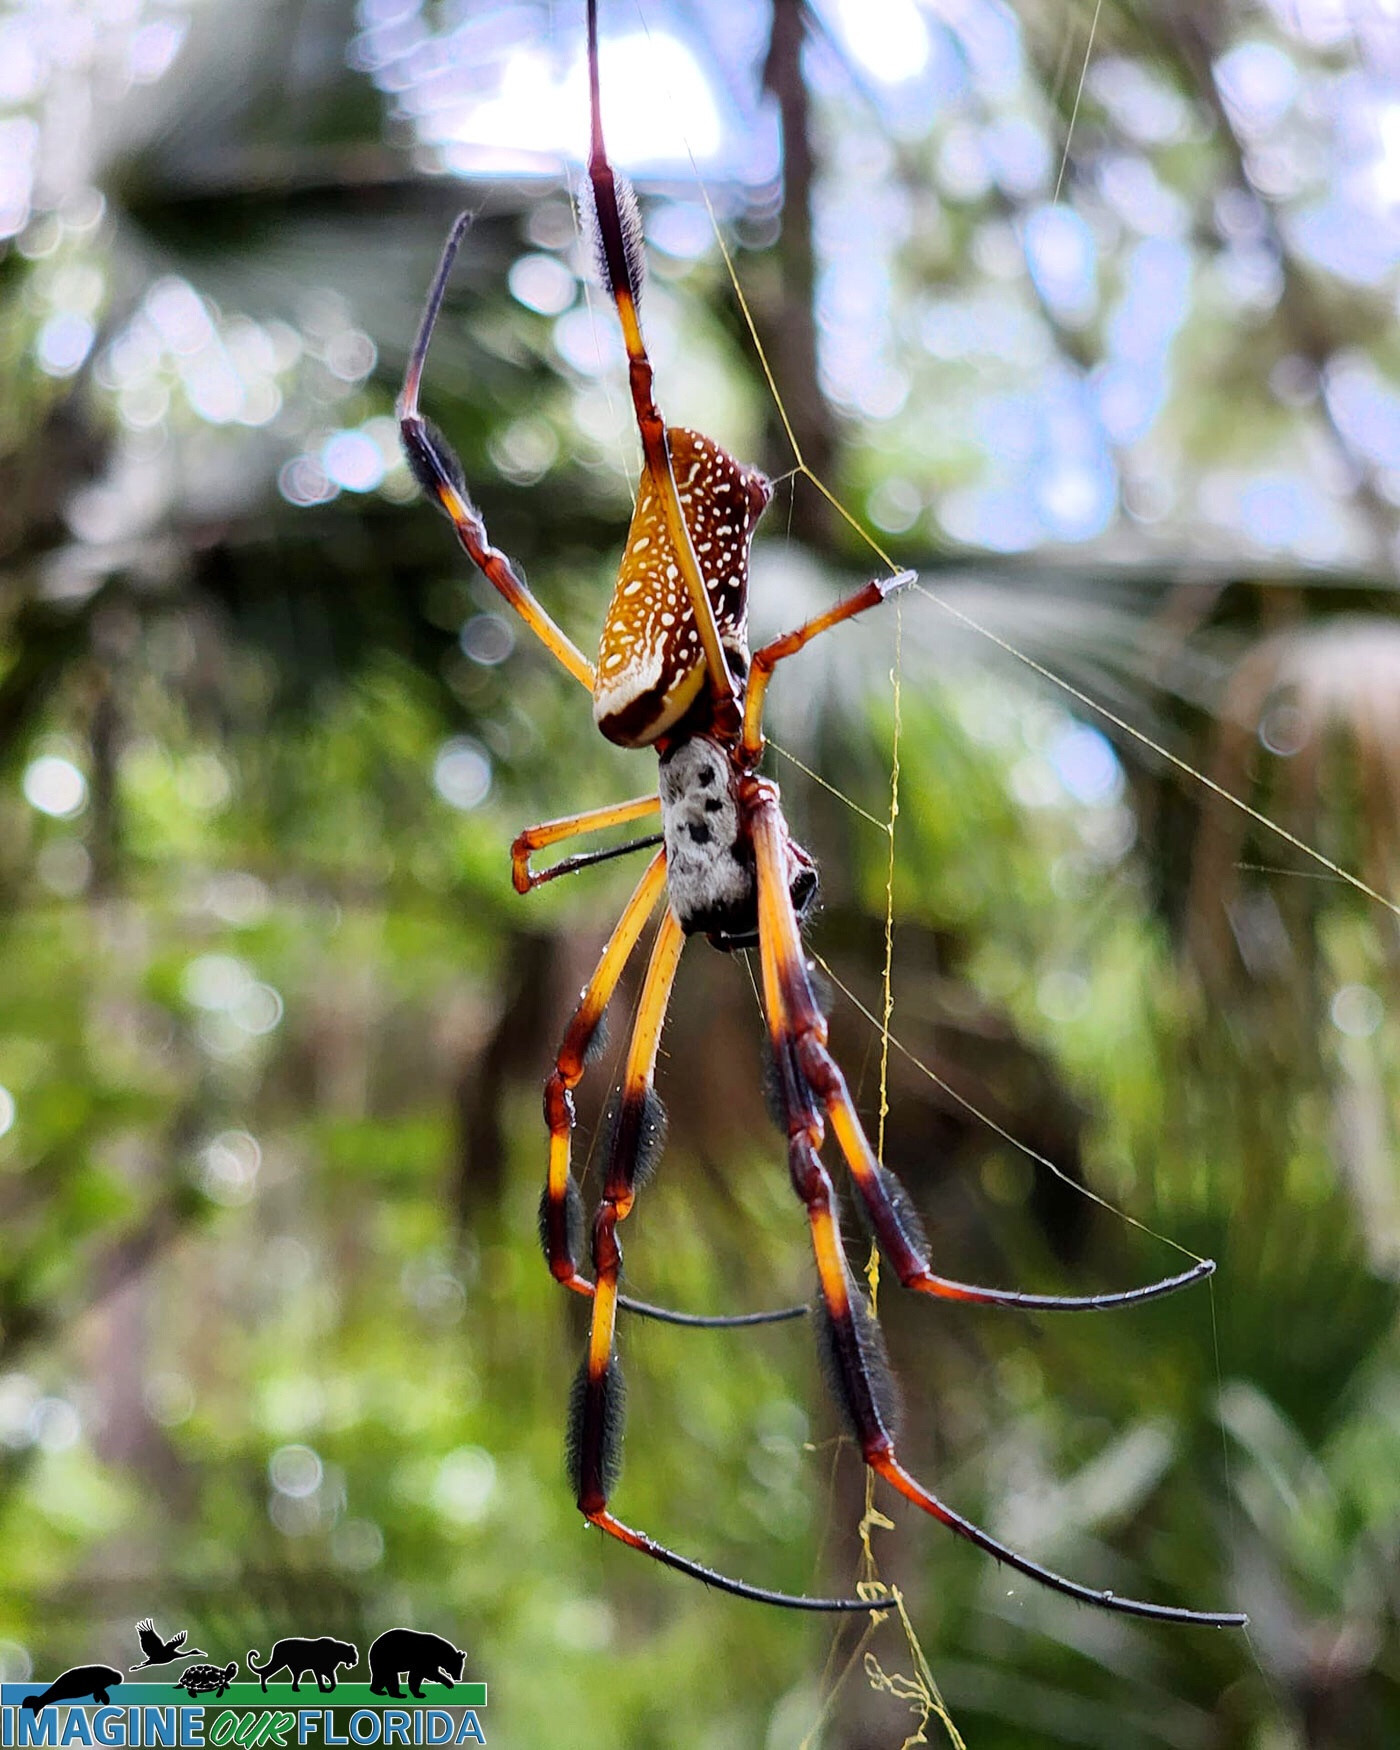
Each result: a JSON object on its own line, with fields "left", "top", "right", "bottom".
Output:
{"left": 247, "top": 1638, "right": 358, "bottom": 1694}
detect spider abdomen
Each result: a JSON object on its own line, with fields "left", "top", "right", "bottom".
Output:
{"left": 659, "top": 737, "right": 817, "bottom": 949}
{"left": 592, "top": 428, "right": 770, "bottom": 749}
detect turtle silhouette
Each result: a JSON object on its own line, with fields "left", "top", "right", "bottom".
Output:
{"left": 130, "top": 1620, "right": 206, "bottom": 1671}
{"left": 23, "top": 1667, "right": 123, "bottom": 1711}
{"left": 174, "top": 1662, "right": 237, "bottom": 1699}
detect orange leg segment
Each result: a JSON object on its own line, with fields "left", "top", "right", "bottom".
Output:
{"left": 571, "top": 911, "right": 682, "bottom": 1498}
{"left": 741, "top": 570, "right": 917, "bottom": 762}
{"left": 512, "top": 794, "right": 661, "bottom": 892}
{"left": 538, "top": 848, "right": 808, "bottom": 1333}
{"left": 542, "top": 851, "right": 667, "bottom": 1298}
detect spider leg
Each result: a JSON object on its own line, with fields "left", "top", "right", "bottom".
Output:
{"left": 584, "top": 0, "right": 741, "bottom": 731}
{"left": 748, "top": 784, "right": 1246, "bottom": 1628}
{"left": 821, "top": 1065, "right": 1212, "bottom": 1310}
{"left": 741, "top": 570, "right": 917, "bottom": 762}
{"left": 570, "top": 906, "right": 870, "bottom": 1611}
{"left": 745, "top": 769, "right": 1214, "bottom": 1308}
{"left": 398, "top": 213, "right": 595, "bottom": 692}
{"left": 541, "top": 850, "right": 667, "bottom": 1301}
{"left": 539, "top": 847, "right": 805, "bottom": 1329}
{"left": 512, "top": 794, "right": 662, "bottom": 892}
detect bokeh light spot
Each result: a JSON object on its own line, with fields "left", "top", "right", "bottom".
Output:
{"left": 22, "top": 756, "right": 87, "bottom": 818}
{"left": 322, "top": 429, "right": 385, "bottom": 493}
{"left": 1331, "top": 984, "right": 1383, "bottom": 1039}
{"left": 199, "top": 1130, "right": 262, "bottom": 1206}
{"left": 433, "top": 738, "right": 492, "bottom": 811}
{"left": 508, "top": 253, "right": 576, "bottom": 317}
{"left": 36, "top": 313, "right": 95, "bottom": 378}
{"left": 432, "top": 1447, "right": 497, "bottom": 1526}
{"left": 269, "top": 1443, "right": 324, "bottom": 1499}
{"left": 460, "top": 614, "right": 515, "bottom": 666}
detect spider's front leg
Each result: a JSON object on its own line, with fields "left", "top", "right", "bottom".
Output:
{"left": 748, "top": 783, "right": 1246, "bottom": 1628}
{"left": 740, "top": 569, "right": 917, "bottom": 764}
{"left": 398, "top": 214, "right": 595, "bottom": 692}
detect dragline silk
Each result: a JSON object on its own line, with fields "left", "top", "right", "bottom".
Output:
{"left": 592, "top": 427, "right": 771, "bottom": 748}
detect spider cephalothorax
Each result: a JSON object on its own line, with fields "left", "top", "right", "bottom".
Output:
{"left": 396, "top": 0, "right": 1245, "bottom": 1631}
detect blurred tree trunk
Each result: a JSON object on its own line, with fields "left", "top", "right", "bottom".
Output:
{"left": 755, "top": 0, "right": 837, "bottom": 550}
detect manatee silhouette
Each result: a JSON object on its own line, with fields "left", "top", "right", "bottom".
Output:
{"left": 23, "top": 1666, "right": 124, "bottom": 1711}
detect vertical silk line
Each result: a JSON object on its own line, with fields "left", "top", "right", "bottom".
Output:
{"left": 853, "top": 610, "right": 909, "bottom": 1712}
{"left": 1053, "top": 0, "right": 1103, "bottom": 203}
{"left": 859, "top": 602, "right": 905, "bottom": 1584}
{"left": 876, "top": 599, "right": 903, "bottom": 1180}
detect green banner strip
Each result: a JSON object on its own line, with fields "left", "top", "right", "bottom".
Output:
{"left": 8, "top": 1686, "right": 487, "bottom": 1710}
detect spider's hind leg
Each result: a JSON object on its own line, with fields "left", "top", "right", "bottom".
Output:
{"left": 540, "top": 851, "right": 668, "bottom": 1299}
{"left": 748, "top": 783, "right": 1245, "bottom": 1628}
{"left": 742, "top": 771, "right": 1212, "bottom": 1310}
{"left": 791, "top": 1134, "right": 1244, "bottom": 1625}
{"left": 568, "top": 907, "right": 870, "bottom": 1613}
{"left": 811, "top": 1039, "right": 1214, "bottom": 1312}
{"left": 569, "top": 907, "right": 684, "bottom": 1515}
{"left": 538, "top": 845, "right": 806, "bottom": 1330}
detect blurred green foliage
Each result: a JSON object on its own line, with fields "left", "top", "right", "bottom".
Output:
{"left": 2, "top": 3, "right": 1400, "bottom": 1748}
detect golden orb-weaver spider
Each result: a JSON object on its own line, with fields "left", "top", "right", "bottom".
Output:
{"left": 398, "top": 0, "right": 1246, "bottom": 1629}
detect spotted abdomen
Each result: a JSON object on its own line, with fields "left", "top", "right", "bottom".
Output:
{"left": 592, "top": 428, "right": 770, "bottom": 748}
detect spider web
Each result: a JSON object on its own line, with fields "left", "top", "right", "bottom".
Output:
{"left": 567, "top": 1, "right": 1390, "bottom": 1739}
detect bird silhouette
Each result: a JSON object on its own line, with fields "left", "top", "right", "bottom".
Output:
{"left": 129, "top": 1621, "right": 206, "bottom": 1671}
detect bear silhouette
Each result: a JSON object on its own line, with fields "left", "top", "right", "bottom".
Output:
{"left": 367, "top": 1629, "right": 464, "bottom": 1699}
